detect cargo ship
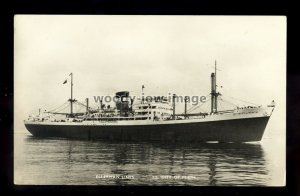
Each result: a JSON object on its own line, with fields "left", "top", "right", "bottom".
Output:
{"left": 24, "top": 62, "right": 275, "bottom": 142}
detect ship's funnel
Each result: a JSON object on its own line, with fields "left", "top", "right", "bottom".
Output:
{"left": 116, "top": 91, "right": 130, "bottom": 117}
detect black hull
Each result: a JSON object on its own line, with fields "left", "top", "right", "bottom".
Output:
{"left": 25, "top": 116, "right": 270, "bottom": 142}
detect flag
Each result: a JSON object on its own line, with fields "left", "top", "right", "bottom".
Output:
{"left": 63, "top": 79, "right": 67, "bottom": 84}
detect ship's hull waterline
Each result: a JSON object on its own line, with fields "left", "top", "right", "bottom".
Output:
{"left": 25, "top": 116, "right": 270, "bottom": 142}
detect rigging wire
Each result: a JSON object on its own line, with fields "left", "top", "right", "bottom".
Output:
{"left": 75, "top": 100, "right": 97, "bottom": 111}
{"left": 222, "top": 95, "right": 259, "bottom": 106}
{"left": 187, "top": 97, "right": 211, "bottom": 114}
{"left": 48, "top": 101, "right": 69, "bottom": 111}
{"left": 218, "top": 97, "right": 238, "bottom": 108}
{"left": 52, "top": 103, "right": 70, "bottom": 113}
{"left": 218, "top": 98, "right": 226, "bottom": 111}
{"left": 185, "top": 93, "right": 211, "bottom": 113}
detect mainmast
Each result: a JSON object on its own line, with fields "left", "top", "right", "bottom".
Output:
{"left": 214, "top": 60, "right": 218, "bottom": 112}
{"left": 172, "top": 94, "right": 176, "bottom": 120}
{"left": 69, "top": 73, "right": 74, "bottom": 116}
{"left": 211, "top": 60, "right": 219, "bottom": 114}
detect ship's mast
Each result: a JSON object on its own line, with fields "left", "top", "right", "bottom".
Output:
{"left": 86, "top": 98, "right": 89, "bottom": 114}
{"left": 211, "top": 60, "right": 218, "bottom": 114}
{"left": 215, "top": 60, "right": 217, "bottom": 87}
{"left": 141, "top": 85, "right": 145, "bottom": 104}
{"left": 184, "top": 96, "right": 188, "bottom": 119}
{"left": 70, "top": 73, "right": 74, "bottom": 116}
{"left": 172, "top": 94, "right": 176, "bottom": 120}
{"left": 214, "top": 60, "right": 218, "bottom": 112}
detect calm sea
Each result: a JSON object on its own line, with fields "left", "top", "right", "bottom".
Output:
{"left": 14, "top": 129, "right": 285, "bottom": 186}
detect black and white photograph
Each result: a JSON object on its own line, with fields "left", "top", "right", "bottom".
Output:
{"left": 14, "top": 15, "right": 286, "bottom": 186}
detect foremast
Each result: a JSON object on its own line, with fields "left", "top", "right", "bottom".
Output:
{"left": 68, "top": 73, "right": 76, "bottom": 117}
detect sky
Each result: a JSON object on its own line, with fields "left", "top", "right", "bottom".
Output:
{"left": 14, "top": 15, "right": 286, "bottom": 133}
{"left": 14, "top": 15, "right": 286, "bottom": 186}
